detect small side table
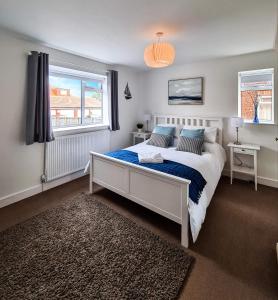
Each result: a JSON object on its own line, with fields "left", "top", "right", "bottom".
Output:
{"left": 132, "top": 131, "right": 151, "bottom": 145}
{"left": 228, "top": 143, "right": 261, "bottom": 191}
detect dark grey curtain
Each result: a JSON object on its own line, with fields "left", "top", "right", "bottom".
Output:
{"left": 109, "top": 70, "right": 120, "bottom": 131}
{"left": 26, "top": 51, "right": 54, "bottom": 145}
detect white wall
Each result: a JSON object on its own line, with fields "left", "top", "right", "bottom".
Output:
{"left": 139, "top": 50, "right": 278, "bottom": 185}
{"left": 0, "top": 28, "right": 142, "bottom": 201}
{"left": 110, "top": 65, "right": 143, "bottom": 150}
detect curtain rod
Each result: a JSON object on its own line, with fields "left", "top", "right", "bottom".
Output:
{"left": 27, "top": 52, "right": 109, "bottom": 75}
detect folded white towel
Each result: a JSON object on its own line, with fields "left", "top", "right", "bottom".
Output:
{"left": 138, "top": 152, "right": 164, "bottom": 163}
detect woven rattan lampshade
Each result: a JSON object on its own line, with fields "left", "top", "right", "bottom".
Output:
{"left": 144, "top": 32, "right": 175, "bottom": 68}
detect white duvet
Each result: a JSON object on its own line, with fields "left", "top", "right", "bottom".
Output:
{"left": 126, "top": 141, "right": 226, "bottom": 242}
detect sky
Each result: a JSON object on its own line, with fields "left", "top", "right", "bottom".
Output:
{"left": 49, "top": 76, "right": 102, "bottom": 97}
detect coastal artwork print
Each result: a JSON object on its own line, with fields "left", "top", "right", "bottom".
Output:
{"left": 168, "top": 77, "right": 203, "bottom": 105}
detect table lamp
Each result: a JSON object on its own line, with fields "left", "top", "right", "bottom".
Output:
{"left": 231, "top": 117, "right": 243, "bottom": 145}
{"left": 144, "top": 114, "right": 151, "bottom": 132}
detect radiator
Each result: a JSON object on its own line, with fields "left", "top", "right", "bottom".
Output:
{"left": 46, "top": 130, "right": 110, "bottom": 182}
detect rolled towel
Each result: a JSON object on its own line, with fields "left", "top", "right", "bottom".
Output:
{"left": 138, "top": 152, "right": 164, "bottom": 163}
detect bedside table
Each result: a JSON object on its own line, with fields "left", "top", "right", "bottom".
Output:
{"left": 132, "top": 132, "right": 151, "bottom": 145}
{"left": 228, "top": 143, "right": 261, "bottom": 191}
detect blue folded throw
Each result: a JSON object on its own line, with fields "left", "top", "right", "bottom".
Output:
{"left": 104, "top": 150, "right": 206, "bottom": 204}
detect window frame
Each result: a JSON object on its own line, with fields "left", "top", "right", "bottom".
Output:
{"left": 238, "top": 68, "right": 275, "bottom": 125}
{"left": 49, "top": 65, "right": 109, "bottom": 133}
{"left": 258, "top": 95, "right": 272, "bottom": 123}
{"left": 83, "top": 81, "right": 104, "bottom": 126}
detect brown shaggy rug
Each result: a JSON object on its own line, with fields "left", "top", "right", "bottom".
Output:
{"left": 0, "top": 193, "right": 194, "bottom": 300}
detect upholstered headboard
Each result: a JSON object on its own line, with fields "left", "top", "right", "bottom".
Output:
{"left": 152, "top": 114, "right": 223, "bottom": 145}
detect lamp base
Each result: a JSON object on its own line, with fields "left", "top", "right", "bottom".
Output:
{"left": 234, "top": 127, "right": 241, "bottom": 145}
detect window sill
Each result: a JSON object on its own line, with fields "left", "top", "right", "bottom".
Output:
{"left": 53, "top": 124, "right": 110, "bottom": 137}
{"left": 243, "top": 120, "right": 276, "bottom": 125}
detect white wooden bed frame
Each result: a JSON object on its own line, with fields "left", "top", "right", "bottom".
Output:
{"left": 89, "top": 115, "right": 223, "bottom": 247}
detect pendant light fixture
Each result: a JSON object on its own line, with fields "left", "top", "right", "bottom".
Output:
{"left": 144, "top": 32, "right": 175, "bottom": 68}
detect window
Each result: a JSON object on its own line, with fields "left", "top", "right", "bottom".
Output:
{"left": 49, "top": 66, "right": 108, "bottom": 129}
{"left": 238, "top": 68, "right": 274, "bottom": 124}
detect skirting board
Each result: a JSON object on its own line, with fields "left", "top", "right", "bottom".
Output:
{"left": 0, "top": 170, "right": 86, "bottom": 209}
{"left": 222, "top": 169, "right": 278, "bottom": 188}
{"left": 43, "top": 170, "right": 86, "bottom": 191}
{"left": 0, "top": 184, "right": 42, "bottom": 209}
{"left": 277, "top": 243, "right": 278, "bottom": 264}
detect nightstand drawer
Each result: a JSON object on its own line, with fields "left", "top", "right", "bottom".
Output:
{"left": 233, "top": 147, "right": 255, "bottom": 155}
{"left": 136, "top": 133, "right": 144, "bottom": 138}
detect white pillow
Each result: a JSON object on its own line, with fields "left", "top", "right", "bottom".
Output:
{"left": 182, "top": 126, "right": 218, "bottom": 143}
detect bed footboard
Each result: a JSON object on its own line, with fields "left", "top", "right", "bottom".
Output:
{"left": 89, "top": 152, "right": 190, "bottom": 247}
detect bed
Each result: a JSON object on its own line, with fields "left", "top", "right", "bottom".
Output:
{"left": 89, "top": 115, "right": 226, "bottom": 247}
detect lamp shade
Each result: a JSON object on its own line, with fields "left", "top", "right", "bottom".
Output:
{"left": 144, "top": 33, "right": 175, "bottom": 68}
{"left": 144, "top": 42, "right": 175, "bottom": 68}
{"left": 231, "top": 117, "right": 244, "bottom": 128}
{"left": 143, "top": 114, "right": 151, "bottom": 121}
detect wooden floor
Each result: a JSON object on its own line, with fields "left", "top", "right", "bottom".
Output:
{"left": 1, "top": 176, "right": 278, "bottom": 299}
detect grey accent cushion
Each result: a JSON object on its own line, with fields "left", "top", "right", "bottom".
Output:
{"left": 176, "top": 136, "right": 204, "bottom": 155}
{"left": 147, "top": 133, "right": 172, "bottom": 148}
{"left": 152, "top": 125, "right": 176, "bottom": 146}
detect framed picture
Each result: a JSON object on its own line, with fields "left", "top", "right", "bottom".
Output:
{"left": 168, "top": 77, "right": 204, "bottom": 105}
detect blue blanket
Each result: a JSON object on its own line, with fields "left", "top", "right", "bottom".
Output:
{"left": 104, "top": 150, "right": 206, "bottom": 204}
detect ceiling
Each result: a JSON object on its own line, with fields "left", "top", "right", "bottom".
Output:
{"left": 0, "top": 0, "right": 277, "bottom": 70}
